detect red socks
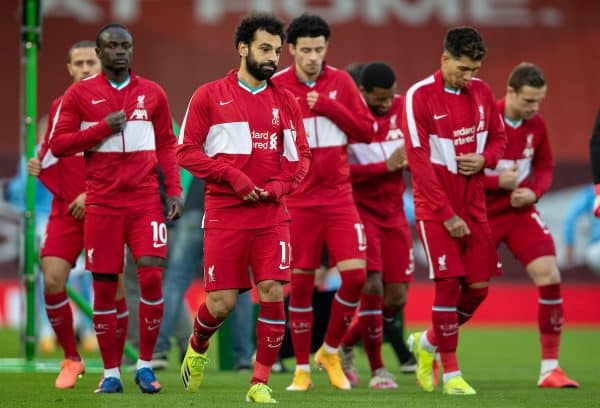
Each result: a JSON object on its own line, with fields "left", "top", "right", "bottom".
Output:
{"left": 252, "top": 301, "right": 285, "bottom": 384}
{"left": 191, "top": 303, "right": 224, "bottom": 353}
{"left": 92, "top": 279, "right": 118, "bottom": 369}
{"left": 288, "top": 273, "right": 314, "bottom": 365}
{"left": 44, "top": 291, "right": 80, "bottom": 361}
{"left": 538, "top": 284, "right": 562, "bottom": 360}
{"left": 357, "top": 293, "right": 384, "bottom": 372}
{"left": 431, "top": 278, "right": 460, "bottom": 373}
{"left": 115, "top": 297, "right": 128, "bottom": 366}
{"left": 324, "top": 268, "right": 365, "bottom": 348}
{"left": 137, "top": 266, "right": 164, "bottom": 361}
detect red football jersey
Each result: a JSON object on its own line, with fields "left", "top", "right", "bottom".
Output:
{"left": 38, "top": 96, "right": 85, "bottom": 204}
{"left": 50, "top": 71, "right": 181, "bottom": 208}
{"left": 176, "top": 70, "right": 311, "bottom": 230}
{"left": 485, "top": 99, "right": 554, "bottom": 216}
{"left": 272, "top": 63, "right": 376, "bottom": 207}
{"left": 403, "top": 70, "right": 507, "bottom": 223}
{"left": 348, "top": 95, "right": 406, "bottom": 218}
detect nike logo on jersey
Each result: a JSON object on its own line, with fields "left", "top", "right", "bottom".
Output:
{"left": 92, "top": 99, "right": 106, "bottom": 105}
{"left": 219, "top": 100, "right": 233, "bottom": 106}
{"left": 434, "top": 113, "right": 448, "bottom": 120}
{"left": 279, "top": 264, "right": 290, "bottom": 270}
{"left": 153, "top": 242, "right": 167, "bottom": 248}
{"left": 148, "top": 324, "right": 161, "bottom": 331}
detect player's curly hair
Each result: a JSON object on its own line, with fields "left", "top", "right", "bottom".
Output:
{"left": 234, "top": 12, "right": 285, "bottom": 48}
{"left": 444, "top": 26, "right": 487, "bottom": 61}
{"left": 508, "top": 63, "right": 546, "bottom": 91}
{"left": 360, "top": 62, "right": 396, "bottom": 92}
{"left": 286, "top": 13, "right": 331, "bottom": 45}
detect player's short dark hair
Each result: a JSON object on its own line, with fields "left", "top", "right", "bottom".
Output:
{"left": 234, "top": 12, "right": 285, "bottom": 48}
{"left": 444, "top": 26, "right": 487, "bottom": 61}
{"left": 360, "top": 62, "right": 396, "bottom": 92}
{"left": 344, "top": 63, "right": 364, "bottom": 86}
{"left": 508, "top": 63, "right": 546, "bottom": 91}
{"left": 96, "top": 23, "right": 130, "bottom": 47}
{"left": 287, "top": 13, "right": 331, "bottom": 45}
{"left": 67, "top": 40, "right": 96, "bottom": 62}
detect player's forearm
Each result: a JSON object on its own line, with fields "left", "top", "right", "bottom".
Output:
{"left": 156, "top": 148, "right": 182, "bottom": 198}
{"left": 176, "top": 144, "right": 232, "bottom": 183}
{"left": 407, "top": 148, "right": 455, "bottom": 220}
{"left": 50, "top": 122, "right": 113, "bottom": 157}
{"left": 314, "top": 97, "right": 373, "bottom": 143}
{"left": 484, "top": 174, "right": 501, "bottom": 190}
{"left": 530, "top": 168, "right": 553, "bottom": 199}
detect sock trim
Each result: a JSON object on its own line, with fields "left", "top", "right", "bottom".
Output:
{"left": 357, "top": 310, "right": 382, "bottom": 317}
{"left": 45, "top": 299, "right": 70, "bottom": 310}
{"left": 140, "top": 297, "right": 164, "bottom": 306}
{"left": 257, "top": 317, "right": 286, "bottom": 325}
{"left": 539, "top": 298, "right": 562, "bottom": 305}
{"left": 93, "top": 308, "right": 117, "bottom": 315}
{"left": 334, "top": 293, "right": 359, "bottom": 308}
{"left": 116, "top": 311, "right": 129, "bottom": 319}
{"left": 195, "top": 315, "right": 223, "bottom": 330}
{"left": 289, "top": 305, "right": 313, "bottom": 312}
{"left": 432, "top": 306, "right": 456, "bottom": 312}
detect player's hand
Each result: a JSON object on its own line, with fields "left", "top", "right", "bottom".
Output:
{"left": 443, "top": 215, "right": 471, "bottom": 238}
{"left": 104, "top": 110, "right": 127, "bottom": 133}
{"left": 510, "top": 187, "right": 537, "bottom": 208}
{"left": 68, "top": 193, "right": 86, "bottom": 220}
{"left": 27, "top": 157, "right": 41, "bottom": 177}
{"left": 307, "top": 91, "right": 319, "bottom": 110}
{"left": 498, "top": 163, "right": 519, "bottom": 190}
{"left": 166, "top": 196, "right": 184, "bottom": 221}
{"left": 242, "top": 187, "right": 261, "bottom": 202}
{"left": 386, "top": 146, "right": 408, "bottom": 172}
{"left": 259, "top": 182, "right": 283, "bottom": 202}
{"left": 456, "top": 153, "right": 485, "bottom": 176}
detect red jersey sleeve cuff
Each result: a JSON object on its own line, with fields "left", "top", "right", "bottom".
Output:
{"left": 484, "top": 175, "right": 500, "bottom": 190}
{"left": 436, "top": 205, "right": 456, "bottom": 222}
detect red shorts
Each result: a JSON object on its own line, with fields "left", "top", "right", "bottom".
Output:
{"left": 203, "top": 223, "right": 291, "bottom": 292}
{"left": 488, "top": 207, "right": 556, "bottom": 267}
{"left": 289, "top": 204, "right": 366, "bottom": 270}
{"left": 84, "top": 203, "right": 166, "bottom": 273}
{"left": 417, "top": 219, "right": 501, "bottom": 284}
{"left": 40, "top": 199, "right": 84, "bottom": 266}
{"left": 360, "top": 209, "right": 414, "bottom": 283}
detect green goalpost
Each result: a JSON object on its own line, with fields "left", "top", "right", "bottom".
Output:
{"left": 21, "top": 0, "right": 40, "bottom": 363}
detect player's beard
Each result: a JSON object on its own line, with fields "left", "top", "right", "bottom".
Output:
{"left": 246, "top": 51, "right": 277, "bottom": 81}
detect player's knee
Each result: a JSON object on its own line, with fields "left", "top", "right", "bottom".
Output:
{"left": 363, "top": 271, "right": 383, "bottom": 295}
{"left": 136, "top": 256, "right": 166, "bottom": 268}
{"left": 465, "top": 284, "right": 488, "bottom": 304}
{"left": 526, "top": 256, "right": 560, "bottom": 285}
{"left": 257, "top": 280, "right": 284, "bottom": 302}
{"left": 138, "top": 266, "right": 163, "bottom": 301}
{"left": 384, "top": 289, "right": 406, "bottom": 309}
{"left": 339, "top": 268, "right": 367, "bottom": 302}
{"left": 207, "top": 294, "right": 237, "bottom": 319}
{"left": 43, "top": 273, "right": 67, "bottom": 294}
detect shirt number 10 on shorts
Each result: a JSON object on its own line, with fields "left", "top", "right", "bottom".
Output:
{"left": 151, "top": 220, "right": 167, "bottom": 248}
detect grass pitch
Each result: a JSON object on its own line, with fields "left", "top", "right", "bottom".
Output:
{"left": 0, "top": 326, "right": 598, "bottom": 407}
